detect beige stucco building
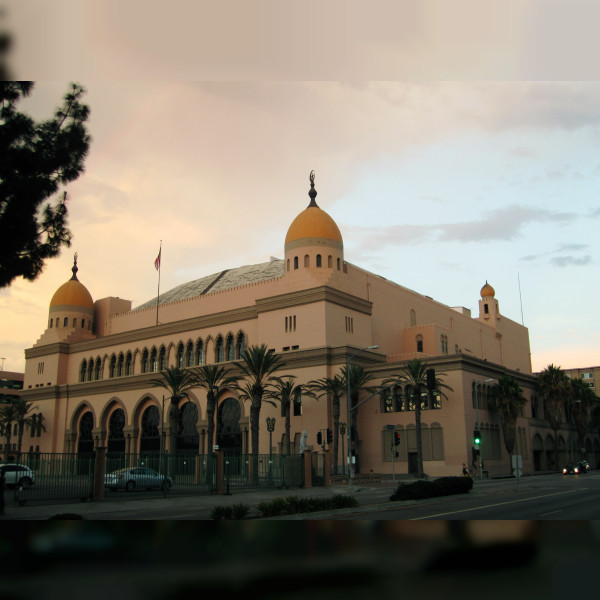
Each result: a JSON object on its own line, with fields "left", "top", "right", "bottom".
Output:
{"left": 21, "top": 174, "right": 548, "bottom": 478}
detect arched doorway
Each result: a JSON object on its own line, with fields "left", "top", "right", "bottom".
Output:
{"left": 174, "top": 402, "right": 199, "bottom": 453}
{"left": 107, "top": 408, "right": 126, "bottom": 471}
{"left": 217, "top": 397, "right": 242, "bottom": 455}
{"left": 140, "top": 405, "right": 160, "bottom": 454}
{"left": 77, "top": 411, "right": 94, "bottom": 474}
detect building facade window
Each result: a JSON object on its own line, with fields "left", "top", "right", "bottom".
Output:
{"left": 416, "top": 335, "right": 423, "bottom": 353}
{"left": 316, "top": 254, "right": 322, "bottom": 267}
{"left": 294, "top": 256, "right": 298, "bottom": 270}
{"left": 345, "top": 316, "right": 354, "bottom": 333}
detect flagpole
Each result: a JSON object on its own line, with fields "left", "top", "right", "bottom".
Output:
{"left": 155, "top": 241, "right": 162, "bottom": 326}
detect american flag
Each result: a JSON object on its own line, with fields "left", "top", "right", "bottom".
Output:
{"left": 154, "top": 248, "right": 161, "bottom": 271}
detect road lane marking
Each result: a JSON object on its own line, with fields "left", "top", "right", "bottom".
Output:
{"left": 539, "top": 509, "right": 563, "bottom": 517}
{"left": 411, "top": 488, "right": 584, "bottom": 519}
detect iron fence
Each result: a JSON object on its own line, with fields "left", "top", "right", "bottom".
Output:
{"left": 1, "top": 451, "right": 310, "bottom": 506}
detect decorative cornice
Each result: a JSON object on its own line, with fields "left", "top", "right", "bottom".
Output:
{"left": 256, "top": 286, "right": 372, "bottom": 315}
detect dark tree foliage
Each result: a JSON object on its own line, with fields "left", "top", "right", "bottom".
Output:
{"left": 0, "top": 82, "right": 90, "bottom": 288}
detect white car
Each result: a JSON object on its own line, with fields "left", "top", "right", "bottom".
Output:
{"left": 104, "top": 467, "right": 173, "bottom": 491}
{"left": 0, "top": 463, "right": 35, "bottom": 488}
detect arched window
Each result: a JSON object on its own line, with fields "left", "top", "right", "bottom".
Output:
{"left": 109, "top": 354, "right": 117, "bottom": 378}
{"left": 215, "top": 336, "right": 224, "bottom": 362}
{"left": 416, "top": 335, "right": 423, "bottom": 353}
{"left": 140, "top": 405, "right": 160, "bottom": 454}
{"left": 196, "top": 340, "right": 205, "bottom": 365}
{"left": 484, "top": 303, "right": 489, "bottom": 314}
{"left": 125, "top": 351, "right": 133, "bottom": 376}
{"left": 337, "top": 258, "right": 341, "bottom": 270}
{"left": 64, "top": 317, "right": 69, "bottom": 327}
{"left": 81, "top": 318, "right": 85, "bottom": 328}
{"left": 117, "top": 353, "right": 125, "bottom": 377}
{"left": 236, "top": 332, "right": 246, "bottom": 359}
{"left": 304, "top": 254, "right": 309, "bottom": 267}
{"left": 226, "top": 334, "right": 235, "bottom": 361}
{"left": 410, "top": 309, "right": 417, "bottom": 327}
{"left": 287, "top": 259, "right": 290, "bottom": 271}
{"left": 158, "top": 346, "right": 167, "bottom": 371}
{"left": 77, "top": 411, "right": 94, "bottom": 456}
{"left": 141, "top": 349, "right": 149, "bottom": 373}
{"left": 316, "top": 254, "right": 322, "bottom": 267}
{"left": 328, "top": 255, "right": 332, "bottom": 268}
{"left": 73, "top": 318, "right": 77, "bottom": 327}
{"left": 49, "top": 319, "right": 53, "bottom": 328}
{"left": 186, "top": 341, "right": 194, "bottom": 367}
{"left": 150, "top": 348, "right": 158, "bottom": 372}
{"left": 176, "top": 342, "right": 184, "bottom": 368}
{"left": 80, "top": 360, "right": 87, "bottom": 382}
{"left": 56, "top": 318, "right": 60, "bottom": 327}
{"left": 94, "top": 357, "right": 102, "bottom": 380}
{"left": 108, "top": 409, "right": 126, "bottom": 454}
{"left": 87, "top": 358, "right": 94, "bottom": 381}
{"left": 294, "top": 256, "right": 298, "bottom": 270}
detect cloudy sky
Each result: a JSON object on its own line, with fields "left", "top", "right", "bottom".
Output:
{"left": 1, "top": 1, "right": 600, "bottom": 374}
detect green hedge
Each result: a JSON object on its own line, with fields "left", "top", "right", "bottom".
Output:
{"left": 257, "top": 494, "right": 358, "bottom": 517}
{"left": 390, "top": 476, "right": 473, "bottom": 501}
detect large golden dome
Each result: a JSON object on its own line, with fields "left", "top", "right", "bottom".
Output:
{"left": 285, "top": 171, "right": 343, "bottom": 246}
{"left": 285, "top": 205, "right": 343, "bottom": 245}
{"left": 50, "top": 256, "right": 94, "bottom": 309}
{"left": 480, "top": 281, "right": 495, "bottom": 298}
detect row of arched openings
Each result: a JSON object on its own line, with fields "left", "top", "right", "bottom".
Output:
{"left": 79, "top": 332, "right": 247, "bottom": 382}
{"left": 287, "top": 254, "right": 342, "bottom": 271}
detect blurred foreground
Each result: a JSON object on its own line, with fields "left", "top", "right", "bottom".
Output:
{"left": 1, "top": 520, "right": 598, "bottom": 599}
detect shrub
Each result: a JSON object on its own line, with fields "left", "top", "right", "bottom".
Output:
{"left": 256, "top": 494, "right": 358, "bottom": 517}
{"left": 210, "top": 503, "right": 251, "bottom": 520}
{"left": 390, "top": 476, "right": 472, "bottom": 501}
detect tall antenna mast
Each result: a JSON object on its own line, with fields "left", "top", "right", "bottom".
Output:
{"left": 518, "top": 273, "right": 524, "bottom": 325}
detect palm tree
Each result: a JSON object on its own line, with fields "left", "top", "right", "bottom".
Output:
{"left": 384, "top": 359, "right": 452, "bottom": 479}
{"left": 569, "top": 377, "right": 597, "bottom": 458}
{"left": 266, "top": 377, "right": 304, "bottom": 455}
{"left": 191, "top": 364, "right": 240, "bottom": 454}
{"left": 236, "top": 344, "right": 286, "bottom": 483}
{"left": 488, "top": 375, "right": 527, "bottom": 468}
{"left": 0, "top": 402, "right": 17, "bottom": 460}
{"left": 150, "top": 366, "right": 199, "bottom": 452}
{"left": 306, "top": 375, "right": 345, "bottom": 474}
{"left": 536, "top": 364, "right": 570, "bottom": 470}
{"left": 341, "top": 364, "right": 376, "bottom": 474}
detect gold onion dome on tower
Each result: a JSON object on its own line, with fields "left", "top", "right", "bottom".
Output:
{"left": 480, "top": 281, "right": 495, "bottom": 298}
{"left": 285, "top": 171, "right": 343, "bottom": 246}
{"left": 49, "top": 254, "right": 94, "bottom": 309}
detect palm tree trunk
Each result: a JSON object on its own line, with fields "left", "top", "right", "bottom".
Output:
{"left": 332, "top": 396, "right": 340, "bottom": 475}
{"left": 206, "top": 393, "right": 216, "bottom": 454}
{"left": 250, "top": 396, "right": 261, "bottom": 484}
{"left": 284, "top": 399, "right": 291, "bottom": 454}
{"left": 415, "top": 390, "right": 424, "bottom": 478}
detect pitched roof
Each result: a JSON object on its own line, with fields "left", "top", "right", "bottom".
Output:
{"left": 134, "top": 259, "right": 284, "bottom": 310}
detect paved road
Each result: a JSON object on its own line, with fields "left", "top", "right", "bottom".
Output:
{"left": 327, "top": 471, "right": 600, "bottom": 520}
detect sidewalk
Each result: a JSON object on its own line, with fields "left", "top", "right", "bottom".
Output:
{"left": 0, "top": 474, "right": 522, "bottom": 520}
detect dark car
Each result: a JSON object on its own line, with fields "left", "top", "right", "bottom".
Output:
{"left": 578, "top": 460, "right": 591, "bottom": 472}
{"left": 562, "top": 461, "right": 586, "bottom": 475}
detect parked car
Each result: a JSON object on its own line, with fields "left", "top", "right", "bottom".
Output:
{"left": 0, "top": 463, "right": 35, "bottom": 488}
{"left": 104, "top": 467, "right": 173, "bottom": 491}
{"left": 562, "top": 461, "right": 586, "bottom": 475}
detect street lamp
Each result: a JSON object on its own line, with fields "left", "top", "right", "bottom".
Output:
{"left": 339, "top": 422, "right": 346, "bottom": 477}
{"left": 347, "top": 344, "right": 379, "bottom": 485}
{"left": 473, "top": 378, "right": 495, "bottom": 478}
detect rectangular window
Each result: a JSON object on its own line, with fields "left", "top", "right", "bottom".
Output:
{"left": 37, "top": 362, "right": 44, "bottom": 374}
{"left": 291, "top": 345, "right": 299, "bottom": 350}
{"left": 345, "top": 316, "right": 354, "bottom": 333}
{"left": 581, "top": 372, "right": 594, "bottom": 379}
{"left": 282, "top": 346, "right": 290, "bottom": 352}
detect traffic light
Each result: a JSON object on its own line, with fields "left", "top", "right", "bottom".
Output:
{"left": 473, "top": 429, "right": 481, "bottom": 448}
{"left": 326, "top": 428, "right": 333, "bottom": 444}
{"left": 426, "top": 368, "right": 436, "bottom": 390}
{"left": 394, "top": 432, "right": 401, "bottom": 446}
{"left": 317, "top": 431, "right": 322, "bottom": 445}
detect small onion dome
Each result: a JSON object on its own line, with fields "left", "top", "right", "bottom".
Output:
{"left": 285, "top": 171, "right": 343, "bottom": 246}
{"left": 49, "top": 255, "right": 94, "bottom": 310}
{"left": 480, "top": 281, "right": 495, "bottom": 298}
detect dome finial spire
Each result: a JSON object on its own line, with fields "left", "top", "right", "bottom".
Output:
{"left": 71, "top": 252, "right": 79, "bottom": 281}
{"left": 308, "top": 170, "right": 318, "bottom": 207}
